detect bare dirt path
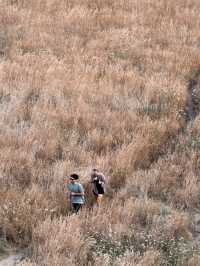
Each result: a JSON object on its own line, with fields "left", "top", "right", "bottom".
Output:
{"left": 185, "top": 69, "right": 200, "bottom": 246}
{"left": 186, "top": 69, "right": 200, "bottom": 123}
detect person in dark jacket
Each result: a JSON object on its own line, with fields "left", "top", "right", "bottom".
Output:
{"left": 89, "top": 168, "right": 106, "bottom": 207}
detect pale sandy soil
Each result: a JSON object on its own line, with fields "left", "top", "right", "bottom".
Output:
{"left": 0, "top": 253, "right": 22, "bottom": 266}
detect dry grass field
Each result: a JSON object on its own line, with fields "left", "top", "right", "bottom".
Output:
{"left": 0, "top": 0, "right": 200, "bottom": 265}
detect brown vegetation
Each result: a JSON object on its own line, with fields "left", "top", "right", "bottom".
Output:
{"left": 1, "top": 0, "right": 200, "bottom": 265}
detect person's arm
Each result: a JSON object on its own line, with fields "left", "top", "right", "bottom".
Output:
{"left": 71, "top": 192, "right": 84, "bottom": 195}
{"left": 89, "top": 175, "right": 97, "bottom": 183}
{"left": 71, "top": 184, "right": 84, "bottom": 196}
{"left": 99, "top": 174, "right": 106, "bottom": 184}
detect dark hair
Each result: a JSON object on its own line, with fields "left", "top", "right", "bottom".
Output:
{"left": 70, "top": 173, "right": 79, "bottom": 180}
{"left": 92, "top": 168, "right": 98, "bottom": 172}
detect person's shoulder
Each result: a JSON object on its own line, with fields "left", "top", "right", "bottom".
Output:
{"left": 77, "top": 182, "right": 84, "bottom": 191}
{"left": 99, "top": 173, "right": 106, "bottom": 178}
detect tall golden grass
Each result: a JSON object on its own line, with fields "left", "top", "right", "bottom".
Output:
{"left": 1, "top": 0, "right": 200, "bottom": 265}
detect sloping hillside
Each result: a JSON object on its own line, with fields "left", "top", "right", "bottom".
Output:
{"left": 0, "top": 0, "right": 200, "bottom": 265}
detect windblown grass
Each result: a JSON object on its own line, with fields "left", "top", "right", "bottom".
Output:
{"left": 1, "top": 0, "right": 200, "bottom": 265}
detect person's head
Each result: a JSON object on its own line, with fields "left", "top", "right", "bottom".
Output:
{"left": 68, "top": 173, "right": 79, "bottom": 183}
{"left": 91, "top": 168, "right": 99, "bottom": 177}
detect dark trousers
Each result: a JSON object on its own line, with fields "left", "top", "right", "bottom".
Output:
{"left": 72, "top": 203, "right": 82, "bottom": 213}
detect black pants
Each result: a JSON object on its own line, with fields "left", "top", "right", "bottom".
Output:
{"left": 72, "top": 203, "right": 82, "bottom": 213}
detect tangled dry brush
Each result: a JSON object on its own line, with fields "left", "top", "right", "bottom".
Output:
{"left": 1, "top": 0, "right": 200, "bottom": 265}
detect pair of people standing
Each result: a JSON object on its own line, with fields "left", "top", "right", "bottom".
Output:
{"left": 65, "top": 169, "right": 106, "bottom": 213}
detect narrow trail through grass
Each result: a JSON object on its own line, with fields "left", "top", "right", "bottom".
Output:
{"left": 187, "top": 69, "right": 200, "bottom": 123}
